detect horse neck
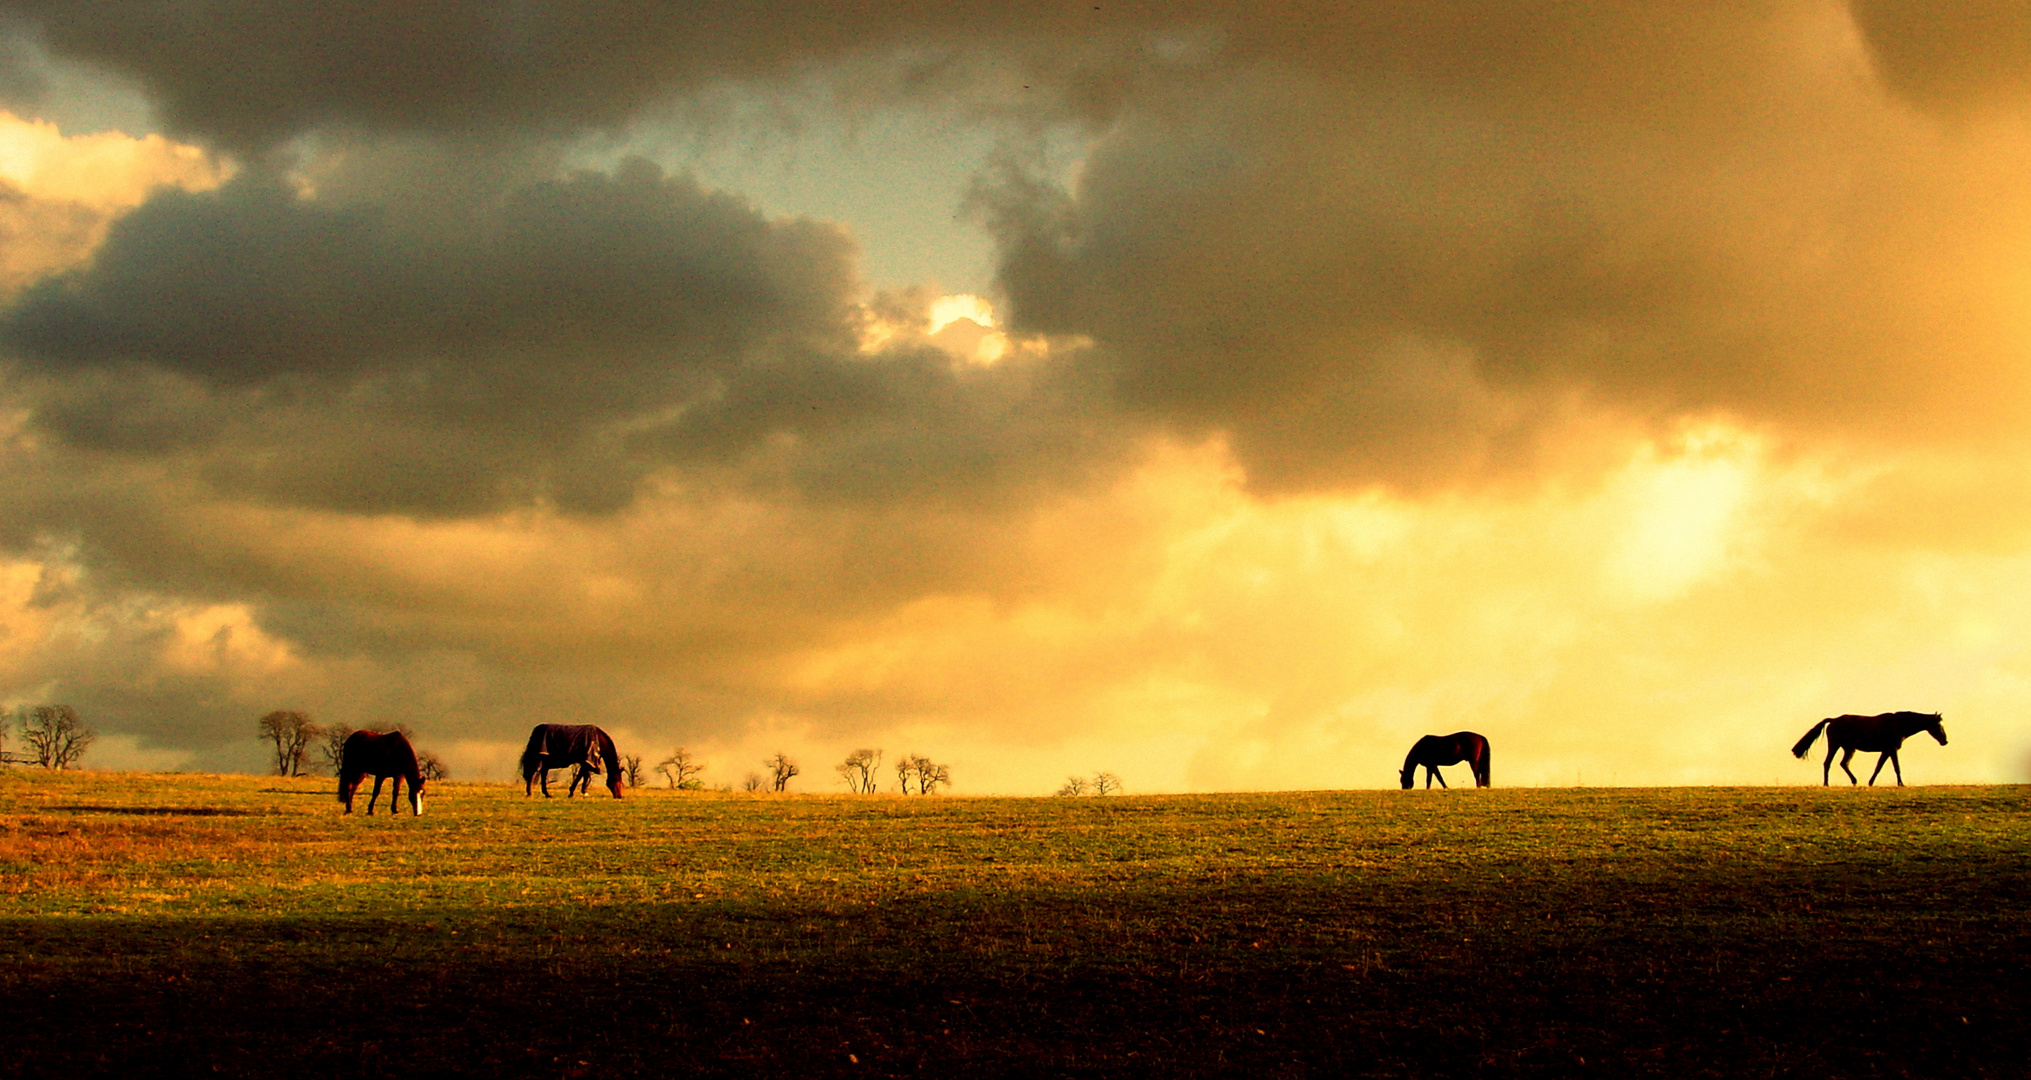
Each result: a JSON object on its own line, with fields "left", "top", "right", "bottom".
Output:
{"left": 1898, "top": 714, "right": 1935, "bottom": 739}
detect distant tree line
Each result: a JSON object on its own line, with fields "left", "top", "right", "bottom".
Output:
{"left": 828, "top": 748, "right": 952, "bottom": 794}
{"left": 1, "top": 704, "right": 96, "bottom": 769}
{"left": 1056, "top": 772, "right": 1123, "bottom": 796}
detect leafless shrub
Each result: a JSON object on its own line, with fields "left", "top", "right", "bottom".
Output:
{"left": 657, "top": 747, "right": 706, "bottom": 790}
{"left": 316, "top": 724, "right": 355, "bottom": 776}
{"left": 416, "top": 750, "right": 450, "bottom": 781}
{"left": 837, "top": 748, "right": 883, "bottom": 793}
{"left": 621, "top": 754, "right": 647, "bottom": 789}
{"left": 1093, "top": 772, "right": 1123, "bottom": 795}
{"left": 765, "top": 751, "right": 800, "bottom": 792}
{"left": 741, "top": 771, "right": 764, "bottom": 793}
{"left": 1055, "top": 776, "right": 1090, "bottom": 796}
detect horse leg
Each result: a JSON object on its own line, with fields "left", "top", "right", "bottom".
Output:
{"left": 1432, "top": 767, "right": 1448, "bottom": 789}
{"left": 1822, "top": 741, "right": 1835, "bottom": 785}
{"left": 1838, "top": 748, "right": 1859, "bottom": 785}
{"left": 389, "top": 775, "right": 405, "bottom": 813}
{"left": 367, "top": 775, "right": 386, "bottom": 815}
{"left": 539, "top": 765, "right": 552, "bottom": 798}
{"left": 1885, "top": 750, "right": 1905, "bottom": 787}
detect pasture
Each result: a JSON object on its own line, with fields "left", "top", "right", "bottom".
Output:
{"left": 1, "top": 772, "right": 2025, "bottom": 1077}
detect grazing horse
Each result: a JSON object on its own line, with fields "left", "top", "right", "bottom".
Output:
{"left": 1791, "top": 711, "right": 1947, "bottom": 786}
{"left": 521, "top": 724, "right": 625, "bottom": 798}
{"left": 338, "top": 730, "right": 425, "bottom": 815}
{"left": 1400, "top": 731, "right": 1492, "bottom": 789}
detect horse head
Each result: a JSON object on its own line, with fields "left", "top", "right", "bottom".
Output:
{"left": 1399, "top": 765, "right": 1415, "bottom": 790}
{"left": 606, "top": 774, "right": 625, "bottom": 798}
{"left": 1925, "top": 713, "right": 1948, "bottom": 745}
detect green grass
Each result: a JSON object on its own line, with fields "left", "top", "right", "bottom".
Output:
{"left": 2, "top": 771, "right": 2026, "bottom": 1077}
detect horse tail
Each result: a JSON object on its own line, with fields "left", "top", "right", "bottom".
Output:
{"left": 519, "top": 725, "right": 547, "bottom": 779}
{"left": 335, "top": 731, "right": 358, "bottom": 802}
{"left": 1791, "top": 718, "right": 1831, "bottom": 759}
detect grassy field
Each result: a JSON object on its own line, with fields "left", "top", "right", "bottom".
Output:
{"left": 1, "top": 771, "right": 2025, "bottom": 1077}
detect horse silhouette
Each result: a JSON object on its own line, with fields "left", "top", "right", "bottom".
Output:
{"left": 1791, "top": 711, "right": 1946, "bottom": 786}
{"left": 338, "top": 730, "right": 425, "bottom": 815}
{"left": 1400, "top": 732, "right": 1491, "bottom": 789}
{"left": 521, "top": 724, "right": 625, "bottom": 798}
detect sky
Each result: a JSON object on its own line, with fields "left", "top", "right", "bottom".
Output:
{"left": 1, "top": 1, "right": 2029, "bottom": 792}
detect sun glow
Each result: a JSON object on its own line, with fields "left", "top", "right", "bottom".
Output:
{"left": 927, "top": 294, "right": 995, "bottom": 334}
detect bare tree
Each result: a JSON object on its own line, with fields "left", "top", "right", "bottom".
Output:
{"left": 416, "top": 750, "right": 450, "bottom": 781}
{"left": 316, "top": 723, "right": 355, "bottom": 776}
{"left": 1055, "top": 775, "right": 1090, "bottom": 796}
{"left": 896, "top": 753, "right": 948, "bottom": 795}
{"left": 657, "top": 747, "right": 706, "bottom": 790}
{"left": 257, "top": 710, "right": 322, "bottom": 777}
{"left": 764, "top": 751, "right": 800, "bottom": 792}
{"left": 22, "top": 705, "right": 95, "bottom": 769}
{"left": 742, "top": 771, "right": 765, "bottom": 793}
{"left": 621, "top": 754, "right": 647, "bottom": 789}
{"left": 0, "top": 708, "right": 13, "bottom": 765}
{"left": 836, "top": 748, "right": 882, "bottom": 793}
{"left": 1093, "top": 772, "right": 1123, "bottom": 796}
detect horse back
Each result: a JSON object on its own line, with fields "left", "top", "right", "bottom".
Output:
{"left": 1827, "top": 712, "right": 1919, "bottom": 752}
{"left": 523, "top": 724, "right": 607, "bottom": 768}
{"left": 343, "top": 729, "right": 419, "bottom": 775}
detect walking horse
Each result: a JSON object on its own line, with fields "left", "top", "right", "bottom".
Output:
{"left": 1791, "top": 711, "right": 1946, "bottom": 786}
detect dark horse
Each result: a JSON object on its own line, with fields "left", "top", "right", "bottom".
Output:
{"left": 521, "top": 724, "right": 625, "bottom": 798}
{"left": 1791, "top": 711, "right": 1947, "bottom": 786}
{"left": 1400, "top": 731, "right": 1492, "bottom": 789}
{"left": 338, "top": 730, "right": 425, "bottom": 815}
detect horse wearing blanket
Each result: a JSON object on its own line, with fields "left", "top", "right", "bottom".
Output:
{"left": 521, "top": 724, "right": 625, "bottom": 798}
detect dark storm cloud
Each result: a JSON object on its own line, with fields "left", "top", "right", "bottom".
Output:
{"left": 8, "top": 158, "right": 852, "bottom": 384}
{"left": 8, "top": 1, "right": 2028, "bottom": 501}
{"left": 976, "top": 3, "right": 2031, "bottom": 490}
{"left": 1850, "top": 0, "right": 2031, "bottom": 111}
{"left": 1, "top": 155, "right": 1112, "bottom": 517}
{"left": 0, "top": 2, "right": 1792, "bottom": 149}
